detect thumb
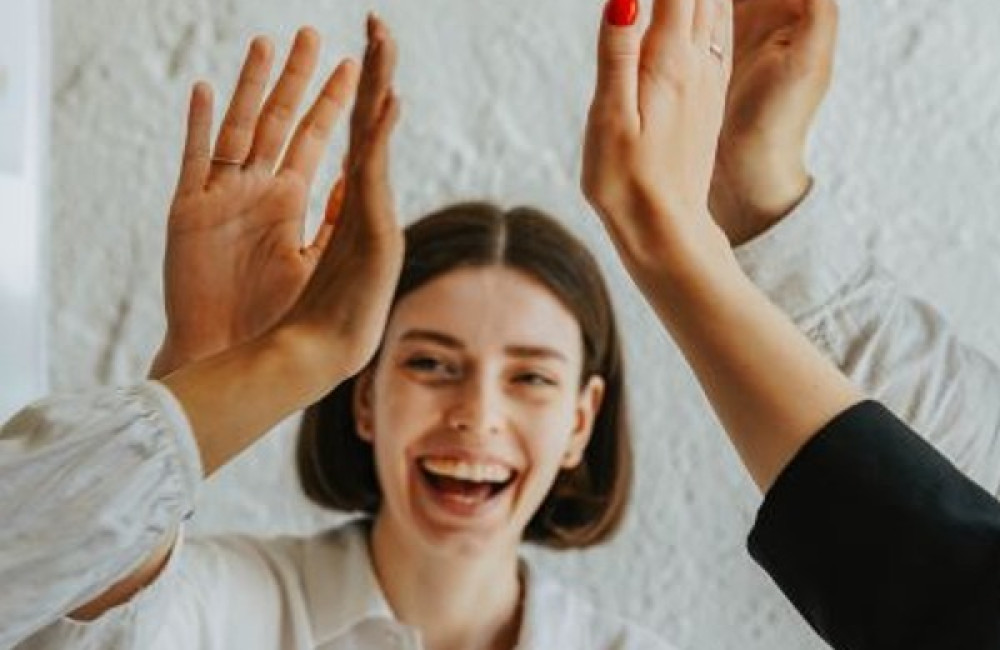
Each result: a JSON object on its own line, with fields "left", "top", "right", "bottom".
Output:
{"left": 308, "top": 176, "right": 347, "bottom": 254}
{"left": 591, "top": 1, "right": 642, "bottom": 122}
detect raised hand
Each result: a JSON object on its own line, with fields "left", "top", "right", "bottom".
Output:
{"left": 581, "top": 0, "right": 860, "bottom": 496}
{"left": 582, "top": 0, "right": 735, "bottom": 286}
{"left": 278, "top": 16, "right": 403, "bottom": 382}
{"left": 152, "top": 26, "right": 360, "bottom": 377}
{"left": 160, "top": 17, "right": 401, "bottom": 473}
{"left": 710, "top": 0, "right": 838, "bottom": 244}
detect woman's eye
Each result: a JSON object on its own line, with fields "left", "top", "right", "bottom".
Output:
{"left": 405, "top": 356, "right": 457, "bottom": 377}
{"left": 514, "top": 372, "right": 557, "bottom": 387}
{"left": 405, "top": 356, "right": 437, "bottom": 370}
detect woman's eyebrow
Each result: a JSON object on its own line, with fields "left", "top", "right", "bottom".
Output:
{"left": 398, "top": 329, "right": 464, "bottom": 349}
{"left": 397, "top": 329, "right": 568, "bottom": 363}
{"left": 504, "top": 346, "right": 568, "bottom": 363}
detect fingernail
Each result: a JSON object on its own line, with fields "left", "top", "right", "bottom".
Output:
{"left": 604, "top": 0, "right": 638, "bottom": 26}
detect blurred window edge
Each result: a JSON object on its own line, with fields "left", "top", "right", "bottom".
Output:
{"left": 1, "top": 0, "right": 49, "bottom": 420}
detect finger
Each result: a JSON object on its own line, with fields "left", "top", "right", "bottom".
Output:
{"left": 346, "top": 90, "right": 401, "bottom": 236}
{"left": 327, "top": 175, "right": 347, "bottom": 223}
{"left": 211, "top": 36, "right": 275, "bottom": 174}
{"left": 174, "top": 82, "right": 214, "bottom": 196}
{"left": 279, "top": 59, "right": 360, "bottom": 182}
{"left": 709, "top": 0, "right": 734, "bottom": 72}
{"left": 796, "top": 0, "right": 838, "bottom": 67}
{"left": 309, "top": 176, "right": 346, "bottom": 253}
{"left": 358, "top": 89, "right": 401, "bottom": 183}
{"left": 694, "top": 0, "right": 726, "bottom": 49}
{"left": 644, "top": 0, "right": 695, "bottom": 60}
{"left": 245, "top": 27, "right": 321, "bottom": 170}
{"left": 591, "top": 4, "right": 642, "bottom": 122}
{"left": 348, "top": 14, "right": 398, "bottom": 167}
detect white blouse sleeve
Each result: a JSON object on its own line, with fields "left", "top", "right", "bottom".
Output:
{"left": 0, "top": 382, "right": 203, "bottom": 647}
{"left": 735, "top": 183, "right": 1000, "bottom": 495}
{"left": 18, "top": 533, "right": 309, "bottom": 650}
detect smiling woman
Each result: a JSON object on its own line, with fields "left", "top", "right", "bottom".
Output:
{"left": 298, "top": 203, "right": 631, "bottom": 550}
{"left": 12, "top": 0, "right": 1000, "bottom": 647}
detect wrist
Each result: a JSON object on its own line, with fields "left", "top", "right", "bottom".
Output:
{"left": 259, "top": 325, "right": 358, "bottom": 402}
{"left": 642, "top": 228, "right": 746, "bottom": 311}
{"left": 149, "top": 333, "right": 231, "bottom": 379}
{"left": 149, "top": 341, "right": 195, "bottom": 380}
{"left": 617, "top": 201, "right": 744, "bottom": 307}
{"left": 159, "top": 329, "right": 353, "bottom": 476}
{"left": 710, "top": 150, "right": 812, "bottom": 246}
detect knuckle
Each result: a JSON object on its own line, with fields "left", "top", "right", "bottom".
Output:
{"left": 642, "top": 64, "right": 686, "bottom": 96}
{"left": 316, "top": 92, "right": 345, "bottom": 120}
{"left": 581, "top": 172, "right": 620, "bottom": 214}
{"left": 599, "top": 46, "right": 639, "bottom": 70}
{"left": 302, "top": 116, "right": 330, "bottom": 140}
{"left": 266, "top": 101, "right": 295, "bottom": 124}
{"left": 282, "top": 61, "right": 311, "bottom": 83}
{"left": 222, "top": 115, "right": 255, "bottom": 137}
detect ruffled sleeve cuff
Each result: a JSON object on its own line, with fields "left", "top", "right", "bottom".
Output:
{"left": 0, "top": 382, "right": 205, "bottom": 646}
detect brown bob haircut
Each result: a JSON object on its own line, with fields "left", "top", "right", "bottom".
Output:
{"left": 298, "top": 202, "right": 632, "bottom": 549}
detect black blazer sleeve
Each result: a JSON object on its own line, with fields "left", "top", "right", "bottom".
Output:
{"left": 748, "top": 400, "right": 1000, "bottom": 650}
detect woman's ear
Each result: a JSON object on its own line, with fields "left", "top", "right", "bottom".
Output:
{"left": 352, "top": 368, "right": 376, "bottom": 442}
{"left": 562, "top": 375, "right": 606, "bottom": 469}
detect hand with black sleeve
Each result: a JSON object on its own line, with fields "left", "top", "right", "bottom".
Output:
{"left": 584, "top": 0, "right": 1000, "bottom": 648}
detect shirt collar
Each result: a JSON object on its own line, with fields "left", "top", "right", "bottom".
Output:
{"left": 302, "top": 519, "right": 396, "bottom": 645}
{"left": 302, "top": 520, "right": 581, "bottom": 649}
{"left": 515, "top": 559, "right": 582, "bottom": 649}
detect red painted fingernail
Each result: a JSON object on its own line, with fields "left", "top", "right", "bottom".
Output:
{"left": 605, "top": 0, "right": 638, "bottom": 27}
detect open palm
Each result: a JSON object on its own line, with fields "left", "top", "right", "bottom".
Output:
{"left": 153, "top": 28, "right": 356, "bottom": 376}
{"left": 164, "top": 165, "right": 333, "bottom": 356}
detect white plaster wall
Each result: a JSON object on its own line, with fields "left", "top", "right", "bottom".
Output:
{"left": 48, "top": 1, "right": 1000, "bottom": 648}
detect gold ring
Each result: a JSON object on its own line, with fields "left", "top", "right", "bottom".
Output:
{"left": 210, "top": 156, "right": 244, "bottom": 166}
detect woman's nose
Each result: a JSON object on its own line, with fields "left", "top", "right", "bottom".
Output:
{"left": 445, "top": 375, "right": 503, "bottom": 436}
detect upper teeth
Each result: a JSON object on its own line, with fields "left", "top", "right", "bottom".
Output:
{"left": 421, "top": 457, "right": 513, "bottom": 484}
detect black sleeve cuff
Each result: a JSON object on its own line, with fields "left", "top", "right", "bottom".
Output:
{"left": 748, "top": 400, "right": 1000, "bottom": 649}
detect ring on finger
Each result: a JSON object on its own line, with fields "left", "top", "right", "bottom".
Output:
{"left": 210, "top": 156, "right": 245, "bottom": 167}
{"left": 708, "top": 42, "right": 725, "bottom": 63}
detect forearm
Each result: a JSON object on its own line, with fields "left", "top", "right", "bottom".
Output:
{"left": 635, "top": 221, "right": 861, "bottom": 491}
{"left": 161, "top": 327, "right": 345, "bottom": 477}
{"left": 737, "top": 184, "right": 1000, "bottom": 495}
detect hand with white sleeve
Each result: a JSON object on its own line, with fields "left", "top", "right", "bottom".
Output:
{"left": 160, "top": 15, "right": 403, "bottom": 474}
{"left": 2, "top": 20, "right": 404, "bottom": 635}
{"left": 708, "top": 0, "right": 1000, "bottom": 496}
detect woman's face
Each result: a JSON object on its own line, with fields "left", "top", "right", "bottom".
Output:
{"left": 354, "top": 266, "right": 604, "bottom": 557}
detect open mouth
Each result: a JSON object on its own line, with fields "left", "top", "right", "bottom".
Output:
{"left": 417, "top": 456, "right": 518, "bottom": 506}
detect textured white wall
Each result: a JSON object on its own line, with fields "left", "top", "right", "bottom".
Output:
{"left": 49, "top": 1, "right": 1000, "bottom": 648}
